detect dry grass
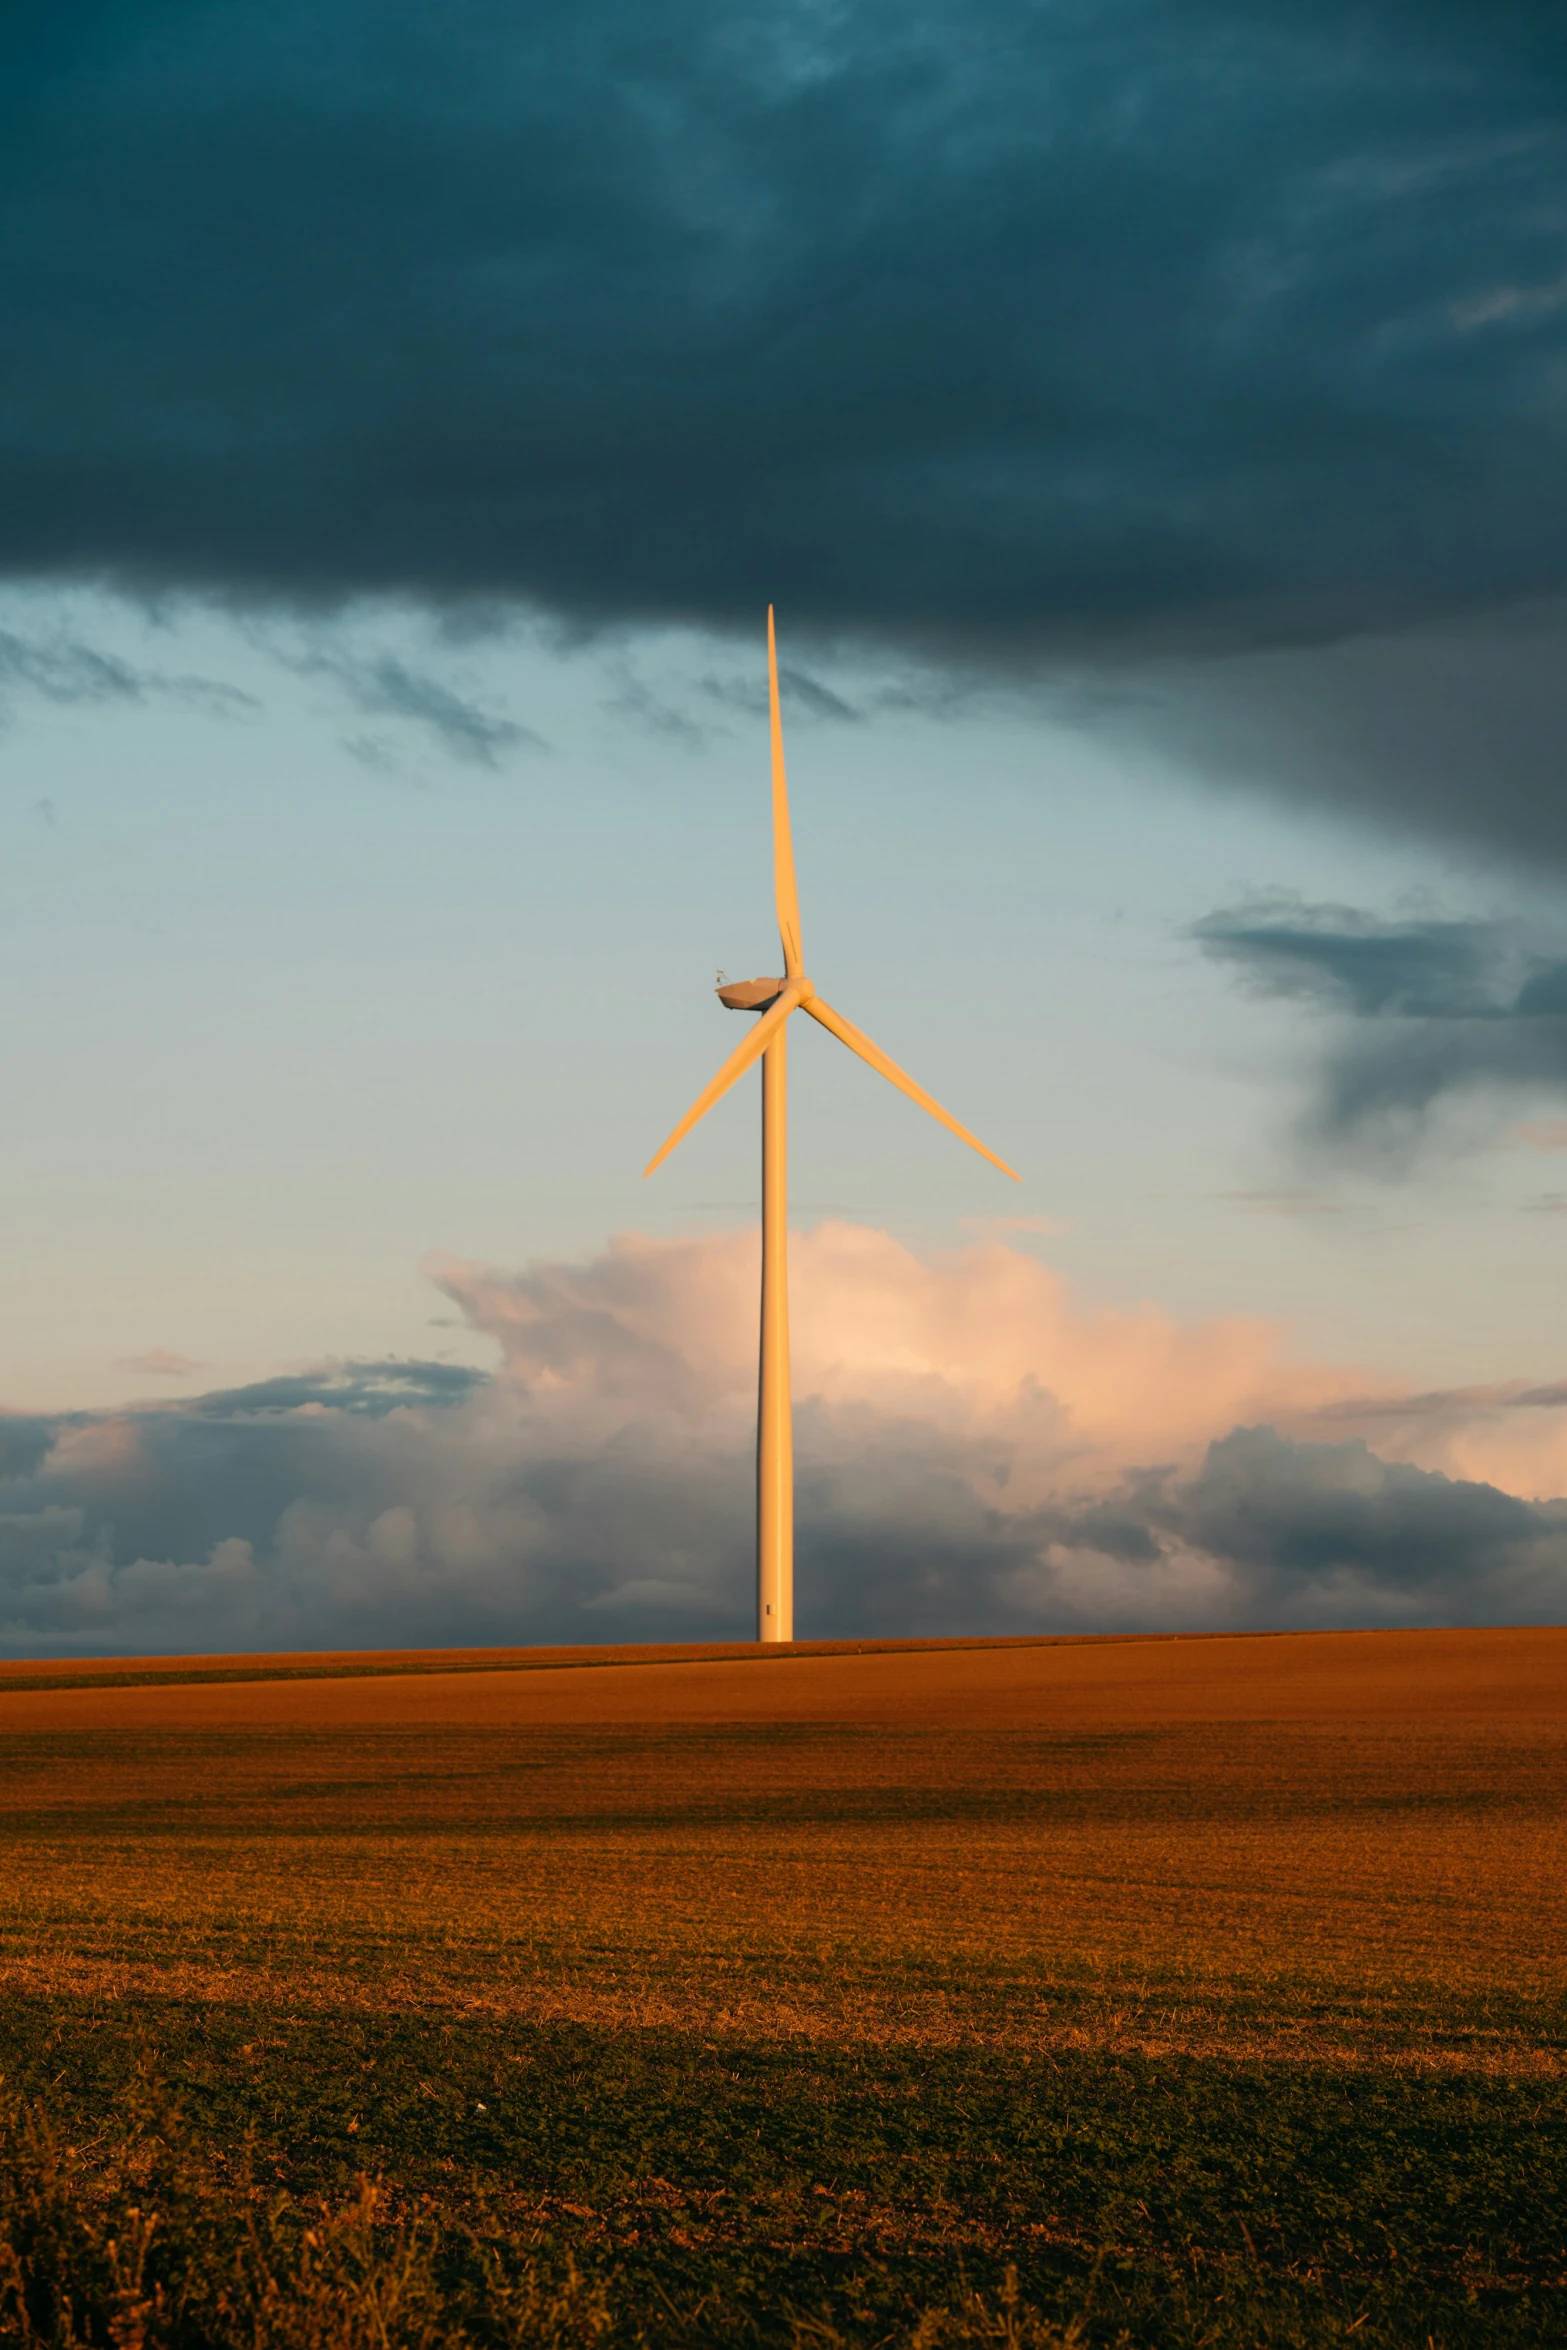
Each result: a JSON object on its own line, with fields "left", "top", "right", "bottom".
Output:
{"left": 1, "top": 1629, "right": 1562, "bottom": 2072}
{"left": 2, "top": 1631, "right": 1564, "bottom": 2345}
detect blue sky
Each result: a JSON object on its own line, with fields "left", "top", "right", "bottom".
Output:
{"left": 7, "top": 582, "right": 1566, "bottom": 1414}
{"left": 4, "top": 0, "right": 1567, "bottom": 1649}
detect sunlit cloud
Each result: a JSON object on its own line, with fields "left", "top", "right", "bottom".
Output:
{"left": 3, "top": 1228, "right": 1565, "bottom": 1658}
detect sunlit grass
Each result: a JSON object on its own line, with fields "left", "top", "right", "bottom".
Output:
{"left": 0, "top": 1631, "right": 1562, "bottom": 2342}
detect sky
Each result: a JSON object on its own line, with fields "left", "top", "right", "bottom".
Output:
{"left": 4, "top": 0, "right": 1567, "bottom": 1653}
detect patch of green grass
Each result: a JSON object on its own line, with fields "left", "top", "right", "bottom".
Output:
{"left": 1, "top": 1996, "right": 1561, "bottom": 2345}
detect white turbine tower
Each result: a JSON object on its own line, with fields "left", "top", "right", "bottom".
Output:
{"left": 645, "top": 609, "right": 1019, "bottom": 1640}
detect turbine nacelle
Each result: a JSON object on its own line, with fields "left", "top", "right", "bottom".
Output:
{"left": 717, "top": 976, "right": 811, "bottom": 1012}
{"left": 645, "top": 607, "right": 1017, "bottom": 1189}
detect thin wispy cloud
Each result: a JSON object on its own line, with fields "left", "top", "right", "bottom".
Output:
{"left": 958, "top": 1214, "right": 1069, "bottom": 1237}
{"left": 1210, "top": 1191, "right": 1343, "bottom": 1219}
{"left": 599, "top": 668, "right": 711, "bottom": 749}
{"left": 114, "top": 1350, "right": 208, "bottom": 1379}
{"left": 290, "top": 647, "right": 542, "bottom": 766}
{"left": 1194, "top": 897, "right": 1567, "bottom": 1159}
{"left": 1501, "top": 1121, "right": 1567, "bottom": 1152}
{"left": 0, "top": 626, "right": 257, "bottom": 722}
{"left": 703, "top": 668, "right": 863, "bottom": 725}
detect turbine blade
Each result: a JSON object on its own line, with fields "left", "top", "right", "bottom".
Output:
{"left": 644, "top": 986, "right": 802, "bottom": 1177}
{"left": 803, "top": 996, "right": 1021, "bottom": 1181}
{"left": 768, "top": 605, "right": 804, "bottom": 978}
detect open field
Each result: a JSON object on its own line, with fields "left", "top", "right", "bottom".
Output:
{"left": 0, "top": 1629, "right": 1563, "bottom": 2345}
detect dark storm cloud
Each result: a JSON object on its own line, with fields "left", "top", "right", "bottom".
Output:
{"left": 1109, "top": 603, "right": 1567, "bottom": 874}
{"left": 1192, "top": 901, "right": 1522, "bottom": 1020}
{"left": 1195, "top": 898, "right": 1567, "bottom": 1152}
{"left": 2, "top": 0, "right": 1566, "bottom": 671}
{"left": 1149, "top": 1423, "right": 1566, "bottom": 1623}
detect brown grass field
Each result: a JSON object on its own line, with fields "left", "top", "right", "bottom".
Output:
{"left": 3, "top": 1627, "right": 1563, "bottom": 2068}
{"left": 1, "top": 1627, "right": 1563, "bottom": 2346}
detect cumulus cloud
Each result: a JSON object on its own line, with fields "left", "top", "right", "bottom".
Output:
{"left": 2, "top": 1226, "right": 1564, "bottom": 1658}
{"left": 1194, "top": 897, "right": 1567, "bottom": 1158}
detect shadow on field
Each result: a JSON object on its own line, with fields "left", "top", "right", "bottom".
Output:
{"left": 0, "top": 1998, "right": 1561, "bottom": 2349}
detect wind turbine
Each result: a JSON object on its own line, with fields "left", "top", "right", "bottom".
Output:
{"left": 644, "top": 609, "right": 1019, "bottom": 1642}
